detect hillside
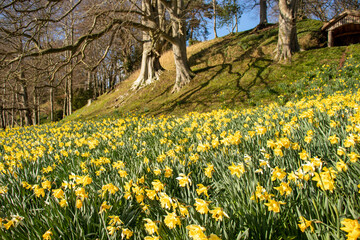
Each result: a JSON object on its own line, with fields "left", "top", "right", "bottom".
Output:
{"left": 64, "top": 19, "right": 360, "bottom": 121}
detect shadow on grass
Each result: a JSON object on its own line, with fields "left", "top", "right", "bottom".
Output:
{"left": 150, "top": 42, "right": 279, "bottom": 116}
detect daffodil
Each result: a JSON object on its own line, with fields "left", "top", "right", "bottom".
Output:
{"left": 144, "top": 218, "right": 158, "bottom": 235}
{"left": 164, "top": 212, "right": 181, "bottom": 229}
{"left": 228, "top": 162, "right": 245, "bottom": 178}
{"left": 194, "top": 198, "right": 210, "bottom": 214}
{"left": 176, "top": 173, "right": 192, "bottom": 187}
{"left": 42, "top": 229, "right": 52, "bottom": 240}
{"left": 341, "top": 218, "right": 360, "bottom": 240}
{"left": 196, "top": 184, "right": 209, "bottom": 197}
{"left": 151, "top": 180, "right": 164, "bottom": 192}
{"left": 209, "top": 207, "right": 229, "bottom": 221}
{"left": 298, "top": 216, "right": 314, "bottom": 232}
{"left": 274, "top": 182, "right": 292, "bottom": 196}
{"left": 264, "top": 199, "right": 285, "bottom": 213}
{"left": 99, "top": 201, "right": 111, "bottom": 214}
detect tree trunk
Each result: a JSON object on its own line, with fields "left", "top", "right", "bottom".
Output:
{"left": 63, "top": 75, "right": 68, "bottom": 118}
{"left": 87, "top": 71, "right": 91, "bottom": 91}
{"left": 50, "top": 87, "right": 54, "bottom": 122}
{"left": 33, "top": 89, "right": 37, "bottom": 125}
{"left": 20, "top": 110, "right": 23, "bottom": 127}
{"left": 18, "top": 76, "right": 33, "bottom": 126}
{"left": 37, "top": 89, "right": 40, "bottom": 124}
{"left": 94, "top": 70, "right": 98, "bottom": 98}
{"left": 1, "top": 84, "right": 5, "bottom": 129}
{"left": 259, "top": 0, "right": 268, "bottom": 27}
{"left": 0, "top": 106, "right": 4, "bottom": 130}
{"left": 171, "top": 0, "right": 195, "bottom": 93}
{"left": 68, "top": 73, "right": 72, "bottom": 115}
{"left": 189, "top": 26, "right": 194, "bottom": 45}
{"left": 213, "top": 0, "right": 218, "bottom": 38}
{"left": 172, "top": 40, "right": 194, "bottom": 92}
{"left": 275, "top": 0, "right": 299, "bottom": 61}
{"left": 235, "top": 9, "right": 238, "bottom": 33}
{"left": 11, "top": 90, "right": 15, "bottom": 127}
{"left": 131, "top": 0, "right": 164, "bottom": 90}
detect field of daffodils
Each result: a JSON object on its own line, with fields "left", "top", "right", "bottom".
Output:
{"left": 1, "top": 56, "right": 360, "bottom": 239}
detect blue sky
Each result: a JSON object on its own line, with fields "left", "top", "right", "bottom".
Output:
{"left": 207, "top": 8, "right": 262, "bottom": 39}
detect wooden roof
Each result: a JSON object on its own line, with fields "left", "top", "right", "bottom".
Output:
{"left": 322, "top": 10, "right": 360, "bottom": 31}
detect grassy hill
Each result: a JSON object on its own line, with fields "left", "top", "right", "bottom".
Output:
{"left": 64, "top": 19, "right": 360, "bottom": 121}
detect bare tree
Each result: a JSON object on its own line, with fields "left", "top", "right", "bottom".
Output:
{"left": 0, "top": 0, "right": 202, "bottom": 126}
{"left": 131, "top": 0, "right": 166, "bottom": 90}
{"left": 274, "top": 0, "right": 299, "bottom": 61}
{"left": 213, "top": 0, "right": 218, "bottom": 38}
{"left": 259, "top": 0, "right": 268, "bottom": 26}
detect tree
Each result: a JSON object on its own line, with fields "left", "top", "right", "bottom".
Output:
{"left": 218, "top": 0, "right": 244, "bottom": 33}
{"left": 0, "top": 0, "right": 199, "bottom": 126}
{"left": 131, "top": 0, "right": 166, "bottom": 90}
{"left": 299, "top": 0, "right": 360, "bottom": 21}
{"left": 166, "top": 0, "right": 196, "bottom": 92}
{"left": 259, "top": 0, "right": 268, "bottom": 27}
{"left": 274, "top": 0, "right": 299, "bottom": 61}
{"left": 212, "top": 0, "right": 218, "bottom": 38}
{"left": 132, "top": 0, "right": 197, "bottom": 92}
{"left": 186, "top": 0, "right": 211, "bottom": 45}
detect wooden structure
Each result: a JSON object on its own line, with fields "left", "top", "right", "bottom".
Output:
{"left": 322, "top": 10, "right": 360, "bottom": 47}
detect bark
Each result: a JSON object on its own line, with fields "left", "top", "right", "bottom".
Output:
{"left": 87, "top": 71, "right": 91, "bottom": 91}
{"left": 213, "top": 0, "right": 218, "bottom": 38}
{"left": 50, "top": 87, "right": 54, "bottom": 122}
{"left": 259, "top": 0, "right": 268, "bottom": 27}
{"left": 131, "top": 0, "right": 164, "bottom": 90}
{"left": 0, "top": 106, "right": 5, "bottom": 129}
{"left": 11, "top": 90, "right": 15, "bottom": 127}
{"left": 94, "top": 70, "right": 98, "bottom": 98}
{"left": 37, "top": 89, "right": 40, "bottom": 124}
{"left": 171, "top": 0, "right": 195, "bottom": 93}
{"left": 1, "top": 84, "right": 7, "bottom": 129}
{"left": 275, "top": 0, "right": 299, "bottom": 62}
{"left": 63, "top": 77, "right": 68, "bottom": 118}
{"left": 20, "top": 110, "right": 23, "bottom": 127}
{"left": 33, "top": 90, "right": 37, "bottom": 125}
{"left": 67, "top": 72, "right": 72, "bottom": 115}
{"left": 18, "top": 76, "right": 33, "bottom": 125}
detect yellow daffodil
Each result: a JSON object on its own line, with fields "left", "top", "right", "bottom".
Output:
{"left": 194, "top": 198, "right": 210, "bottom": 214}
{"left": 264, "top": 199, "right": 286, "bottom": 213}
{"left": 196, "top": 184, "right": 209, "bottom": 197}
{"left": 42, "top": 229, "right": 52, "bottom": 240}
{"left": 99, "top": 201, "right": 111, "bottom": 214}
{"left": 298, "top": 216, "right": 314, "bottom": 232}
{"left": 228, "top": 162, "right": 245, "bottom": 178}
{"left": 274, "top": 182, "right": 292, "bottom": 196}
{"left": 164, "top": 212, "right": 181, "bottom": 229}
{"left": 176, "top": 173, "right": 192, "bottom": 187}
{"left": 144, "top": 218, "right": 158, "bottom": 235}
{"left": 209, "top": 207, "right": 229, "bottom": 221}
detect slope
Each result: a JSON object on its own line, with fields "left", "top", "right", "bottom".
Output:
{"left": 64, "top": 19, "right": 360, "bottom": 121}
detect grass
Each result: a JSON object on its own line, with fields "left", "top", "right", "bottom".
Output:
{"left": 1, "top": 53, "right": 360, "bottom": 239}
{"left": 63, "top": 19, "right": 360, "bottom": 121}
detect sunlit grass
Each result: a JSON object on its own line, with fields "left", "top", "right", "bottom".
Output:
{"left": 1, "top": 55, "right": 360, "bottom": 239}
